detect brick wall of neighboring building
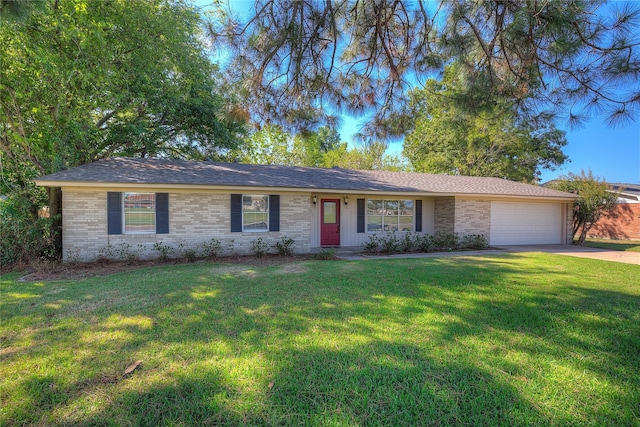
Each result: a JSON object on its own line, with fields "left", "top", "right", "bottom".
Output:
{"left": 587, "top": 203, "right": 640, "bottom": 240}
{"left": 454, "top": 199, "right": 492, "bottom": 237}
{"left": 62, "top": 190, "right": 311, "bottom": 261}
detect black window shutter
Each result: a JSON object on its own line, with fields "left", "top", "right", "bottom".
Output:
{"left": 107, "top": 192, "right": 122, "bottom": 235}
{"left": 230, "top": 194, "right": 242, "bottom": 232}
{"left": 357, "top": 198, "right": 365, "bottom": 233}
{"left": 269, "top": 195, "right": 280, "bottom": 232}
{"left": 415, "top": 199, "right": 423, "bottom": 232}
{"left": 156, "top": 193, "right": 169, "bottom": 234}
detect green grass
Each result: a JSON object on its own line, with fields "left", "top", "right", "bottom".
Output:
{"left": 1, "top": 254, "right": 639, "bottom": 426}
{"left": 584, "top": 238, "right": 640, "bottom": 252}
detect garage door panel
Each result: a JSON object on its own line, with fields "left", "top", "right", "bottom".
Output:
{"left": 490, "top": 202, "right": 562, "bottom": 245}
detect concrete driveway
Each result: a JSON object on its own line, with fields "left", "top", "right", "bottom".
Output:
{"left": 336, "top": 245, "right": 640, "bottom": 265}
{"left": 499, "top": 245, "right": 640, "bottom": 265}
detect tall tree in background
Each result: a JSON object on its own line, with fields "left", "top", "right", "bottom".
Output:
{"left": 323, "top": 141, "right": 408, "bottom": 171}
{"left": 232, "top": 125, "right": 339, "bottom": 167}
{"left": 548, "top": 170, "right": 620, "bottom": 245}
{"left": 233, "top": 125, "right": 405, "bottom": 171}
{"left": 0, "top": 0, "right": 244, "bottom": 259}
{"left": 209, "top": 0, "right": 640, "bottom": 136}
{"left": 403, "top": 63, "right": 568, "bottom": 182}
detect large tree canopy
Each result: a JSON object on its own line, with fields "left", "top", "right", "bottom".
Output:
{"left": 403, "top": 63, "right": 568, "bottom": 182}
{"left": 209, "top": 0, "right": 640, "bottom": 135}
{"left": 0, "top": 0, "right": 244, "bottom": 258}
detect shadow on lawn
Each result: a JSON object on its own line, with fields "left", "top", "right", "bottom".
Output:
{"left": 2, "top": 253, "right": 639, "bottom": 425}
{"left": 72, "top": 342, "right": 546, "bottom": 426}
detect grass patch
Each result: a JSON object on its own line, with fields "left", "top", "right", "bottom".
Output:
{"left": 584, "top": 238, "right": 640, "bottom": 252}
{"left": 1, "top": 254, "right": 639, "bottom": 425}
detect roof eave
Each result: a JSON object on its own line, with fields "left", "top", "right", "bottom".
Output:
{"left": 34, "top": 180, "right": 577, "bottom": 201}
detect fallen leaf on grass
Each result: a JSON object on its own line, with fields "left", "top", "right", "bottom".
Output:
{"left": 123, "top": 360, "right": 142, "bottom": 376}
{"left": 268, "top": 381, "right": 275, "bottom": 390}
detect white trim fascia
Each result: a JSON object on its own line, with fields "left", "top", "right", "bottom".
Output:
{"left": 34, "top": 180, "right": 577, "bottom": 202}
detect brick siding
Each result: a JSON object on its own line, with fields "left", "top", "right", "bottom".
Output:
{"left": 434, "top": 198, "right": 455, "bottom": 234}
{"left": 62, "top": 190, "right": 311, "bottom": 261}
{"left": 564, "top": 203, "right": 573, "bottom": 244}
{"left": 454, "top": 199, "right": 491, "bottom": 237}
{"left": 587, "top": 203, "right": 640, "bottom": 240}
{"left": 62, "top": 191, "right": 107, "bottom": 261}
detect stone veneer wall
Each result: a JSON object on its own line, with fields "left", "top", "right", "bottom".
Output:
{"left": 62, "top": 190, "right": 311, "bottom": 261}
{"left": 434, "top": 198, "right": 455, "bottom": 235}
{"left": 565, "top": 203, "right": 574, "bottom": 244}
{"left": 454, "top": 199, "right": 491, "bottom": 237}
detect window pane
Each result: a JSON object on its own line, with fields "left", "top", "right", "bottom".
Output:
{"left": 124, "top": 193, "right": 155, "bottom": 233}
{"left": 367, "top": 200, "right": 382, "bottom": 215}
{"left": 367, "top": 199, "right": 414, "bottom": 233}
{"left": 243, "top": 195, "right": 268, "bottom": 212}
{"left": 383, "top": 216, "right": 399, "bottom": 232}
{"left": 384, "top": 200, "right": 398, "bottom": 215}
{"left": 244, "top": 212, "right": 268, "bottom": 231}
{"left": 399, "top": 216, "right": 413, "bottom": 232}
{"left": 323, "top": 202, "right": 336, "bottom": 224}
{"left": 242, "top": 195, "right": 269, "bottom": 231}
{"left": 399, "top": 200, "right": 414, "bottom": 215}
{"left": 367, "top": 215, "right": 382, "bottom": 232}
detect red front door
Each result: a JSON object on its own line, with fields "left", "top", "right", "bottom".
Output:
{"left": 321, "top": 199, "right": 340, "bottom": 246}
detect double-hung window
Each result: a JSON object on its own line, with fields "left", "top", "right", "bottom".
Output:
{"left": 123, "top": 193, "right": 156, "bottom": 234}
{"left": 367, "top": 199, "right": 414, "bottom": 232}
{"left": 107, "top": 192, "right": 169, "bottom": 235}
{"left": 242, "top": 195, "right": 269, "bottom": 232}
{"left": 230, "top": 194, "right": 279, "bottom": 233}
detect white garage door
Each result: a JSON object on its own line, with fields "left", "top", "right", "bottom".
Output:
{"left": 490, "top": 202, "right": 562, "bottom": 245}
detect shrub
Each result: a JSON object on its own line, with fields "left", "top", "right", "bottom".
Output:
{"left": 153, "top": 242, "right": 175, "bottom": 261}
{"left": 200, "top": 238, "right": 223, "bottom": 258}
{"left": 274, "top": 236, "right": 295, "bottom": 256}
{"left": 314, "top": 249, "right": 337, "bottom": 260}
{"left": 97, "top": 245, "right": 114, "bottom": 261}
{"left": 379, "top": 233, "right": 400, "bottom": 253}
{"left": 432, "top": 232, "right": 460, "bottom": 251}
{"left": 460, "top": 234, "right": 489, "bottom": 250}
{"left": 362, "top": 234, "right": 380, "bottom": 254}
{"left": 414, "top": 233, "right": 434, "bottom": 252}
{"left": 250, "top": 237, "right": 269, "bottom": 257}
{"left": 183, "top": 248, "right": 198, "bottom": 262}
{"left": 400, "top": 232, "right": 416, "bottom": 252}
{"left": 98, "top": 243, "right": 141, "bottom": 262}
{"left": 226, "top": 239, "right": 236, "bottom": 257}
{"left": 0, "top": 196, "right": 58, "bottom": 267}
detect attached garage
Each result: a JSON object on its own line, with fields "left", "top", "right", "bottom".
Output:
{"left": 490, "top": 202, "right": 563, "bottom": 245}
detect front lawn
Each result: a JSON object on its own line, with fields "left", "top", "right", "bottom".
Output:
{"left": 584, "top": 238, "right": 640, "bottom": 252}
{"left": 1, "top": 254, "right": 639, "bottom": 426}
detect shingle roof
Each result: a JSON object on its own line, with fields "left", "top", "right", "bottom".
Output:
{"left": 611, "top": 183, "right": 640, "bottom": 195}
{"left": 36, "top": 157, "right": 576, "bottom": 199}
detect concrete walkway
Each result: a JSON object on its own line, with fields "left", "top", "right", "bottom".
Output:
{"left": 335, "top": 245, "right": 640, "bottom": 265}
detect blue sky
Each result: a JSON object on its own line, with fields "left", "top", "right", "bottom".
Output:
{"left": 548, "top": 121, "right": 639, "bottom": 184}
{"left": 339, "top": 117, "right": 640, "bottom": 184}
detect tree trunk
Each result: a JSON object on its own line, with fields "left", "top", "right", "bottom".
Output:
{"left": 48, "top": 187, "right": 63, "bottom": 258}
{"left": 576, "top": 224, "right": 590, "bottom": 246}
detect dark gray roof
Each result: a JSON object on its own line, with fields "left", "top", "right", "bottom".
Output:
{"left": 36, "top": 157, "right": 576, "bottom": 199}
{"left": 611, "top": 183, "right": 640, "bottom": 194}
